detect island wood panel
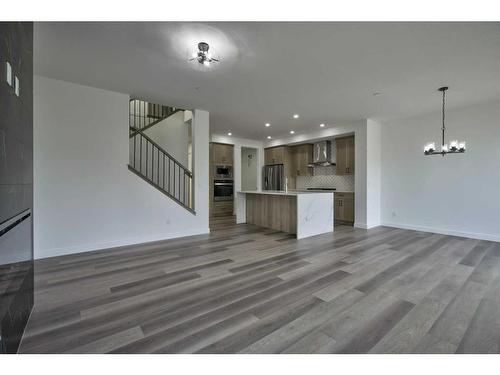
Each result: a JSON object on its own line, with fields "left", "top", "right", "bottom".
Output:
{"left": 246, "top": 194, "right": 297, "bottom": 234}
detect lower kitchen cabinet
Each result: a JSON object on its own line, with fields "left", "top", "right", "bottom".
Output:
{"left": 334, "top": 192, "right": 354, "bottom": 224}
{"left": 211, "top": 200, "right": 234, "bottom": 217}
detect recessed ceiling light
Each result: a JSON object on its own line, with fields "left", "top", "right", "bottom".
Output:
{"left": 227, "top": 132, "right": 232, "bottom": 136}
{"left": 267, "top": 136, "right": 272, "bottom": 139}
{"left": 290, "top": 130, "right": 295, "bottom": 134}
{"left": 320, "top": 123, "right": 325, "bottom": 127}
{"left": 265, "top": 123, "right": 270, "bottom": 127}
{"left": 293, "top": 114, "right": 299, "bottom": 119}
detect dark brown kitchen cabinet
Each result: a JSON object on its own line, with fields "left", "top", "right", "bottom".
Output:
{"left": 264, "top": 146, "right": 286, "bottom": 165}
{"left": 335, "top": 136, "right": 355, "bottom": 175}
{"left": 291, "top": 144, "right": 313, "bottom": 177}
{"left": 211, "top": 143, "right": 234, "bottom": 165}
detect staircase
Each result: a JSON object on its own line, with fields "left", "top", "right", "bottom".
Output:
{"left": 128, "top": 99, "right": 194, "bottom": 214}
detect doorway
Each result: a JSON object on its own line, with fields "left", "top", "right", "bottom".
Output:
{"left": 241, "top": 147, "right": 258, "bottom": 191}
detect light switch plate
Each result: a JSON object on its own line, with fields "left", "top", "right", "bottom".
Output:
{"left": 14, "top": 76, "right": 20, "bottom": 96}
{"left": 6, "top": 61, "right": 12, "bottom": 86}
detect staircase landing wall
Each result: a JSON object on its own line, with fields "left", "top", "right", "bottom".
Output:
{"left": 33, "top": 76, "right": 209, "bottom": 260}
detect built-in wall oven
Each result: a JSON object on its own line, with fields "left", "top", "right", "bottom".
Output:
{"left": 213, "top": 180, "right": 234, "bottom": 201}
{"left": 214, "top": 165, "right": 233, "bottom": 179}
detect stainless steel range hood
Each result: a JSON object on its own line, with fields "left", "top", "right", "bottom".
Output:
{"left": 309, "top": 140, "right": 335, "bottom": 166}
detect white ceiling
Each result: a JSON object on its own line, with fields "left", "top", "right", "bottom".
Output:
{"left": 34, "top": 22, "right": 500, "bottom": 140}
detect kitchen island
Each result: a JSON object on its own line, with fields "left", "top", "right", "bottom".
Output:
{"left": 236, "top": 190, "right": 334, "bottom": 239}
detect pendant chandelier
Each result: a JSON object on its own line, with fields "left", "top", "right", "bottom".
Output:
{"left": 424, "top": 87, "right": 466, "bottom": 156}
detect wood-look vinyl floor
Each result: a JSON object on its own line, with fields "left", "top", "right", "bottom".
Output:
{"left": 19, "top": 222, "right": 500, "bottom": 353}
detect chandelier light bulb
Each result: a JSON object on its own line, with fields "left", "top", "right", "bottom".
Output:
{"left": 450, "top": 140, "right": 458, "bottom": 151}
{"left": 459, "top": 142, "right": 466, "bottom": 151}
{"left": 424, "top": 142, "right": 435, "bottom": 153}
{"left": 441, "top": 144, "right": 449, "bottom": 152}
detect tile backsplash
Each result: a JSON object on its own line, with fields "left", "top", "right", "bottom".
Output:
{"left": 296, "top": 165, "right": 354, "bottom": 192}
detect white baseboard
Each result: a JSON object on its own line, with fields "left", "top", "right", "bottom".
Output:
{"left": 35, "top": 227, "right": 211, "bottom": 260}
{"left": 381, "top": 221, "right": 500, "bottom": 242}
{"left": 354, "top": 222, "right": 381, "bottom": 229}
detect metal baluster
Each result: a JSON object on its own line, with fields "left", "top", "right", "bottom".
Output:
{"left": 145, "top": 139, "right": 148, "bottom": 178}
{"left": 139, "top": 133, "right": 143, "bottom": 173}
{"left": 168, "top": 159, "right": 171, "bottom": 194}
{"left": 178, "top": 164, "right": 181, "bottom": 201}
{"left": 133, "top": 126, "right": 136, "bottom": 168}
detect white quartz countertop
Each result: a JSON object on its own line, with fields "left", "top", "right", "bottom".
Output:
{"left": 238, "top": 190, "right": 334, "bottom": 196}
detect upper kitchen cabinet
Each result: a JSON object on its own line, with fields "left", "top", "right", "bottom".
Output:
{"left": 211, "top": 143, "right": 234, "bottom": 165}
{"left": 291, "top": 144, "right": 313, "bottom": 177}
{"left": 264, "top": 146, "right": 287, "bottom": 165}
{"left": 335, "top": 136, "right": 355, "bottom": 175}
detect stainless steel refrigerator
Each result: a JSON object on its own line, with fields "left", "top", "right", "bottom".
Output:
{"left": 263, "top": 164, "right": 284, "bottom": 191}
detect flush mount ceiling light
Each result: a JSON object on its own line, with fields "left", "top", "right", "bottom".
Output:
{"left": 265, "top": 123, "right": 270, "bottom": 127}
{"left": 267, "top": 136, "right": 272, "bottom": 139}
{"left": 320, "top": 123, "right": 325, "bottom": 127}
{"left": 293, "top": 114, "right": 299, "bottom": 119}
{"left": 189, "top": 42, "right": 219, "bottom": 67}
{"left": 227, "top": 132, "right": 232, "bottom": 136}
{"left": 424, "top": 87, "right": 466, "bottom": 157}
{"left": 290, "top": 130, "right": 295, "bottom": 134}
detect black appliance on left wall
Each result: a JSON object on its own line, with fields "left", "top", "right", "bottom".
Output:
{"left": 0, "top": 22, "right": 34, "bottom": 354}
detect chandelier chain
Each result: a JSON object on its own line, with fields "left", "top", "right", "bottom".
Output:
{"left": 442, "top": 89, "right": 445, "bottom": 131}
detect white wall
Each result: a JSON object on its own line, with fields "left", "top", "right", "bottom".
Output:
{"left": 366, "top": 119, "right": 382, "bottom": 228}
{"left": 143, "top": 110, "right": 190, "bottom": 167}
{"left": 34, "top": 76, "right": 209, "bottom": 259}
{"left": 381, "top": 100, "right": 500, "bottom": 241}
